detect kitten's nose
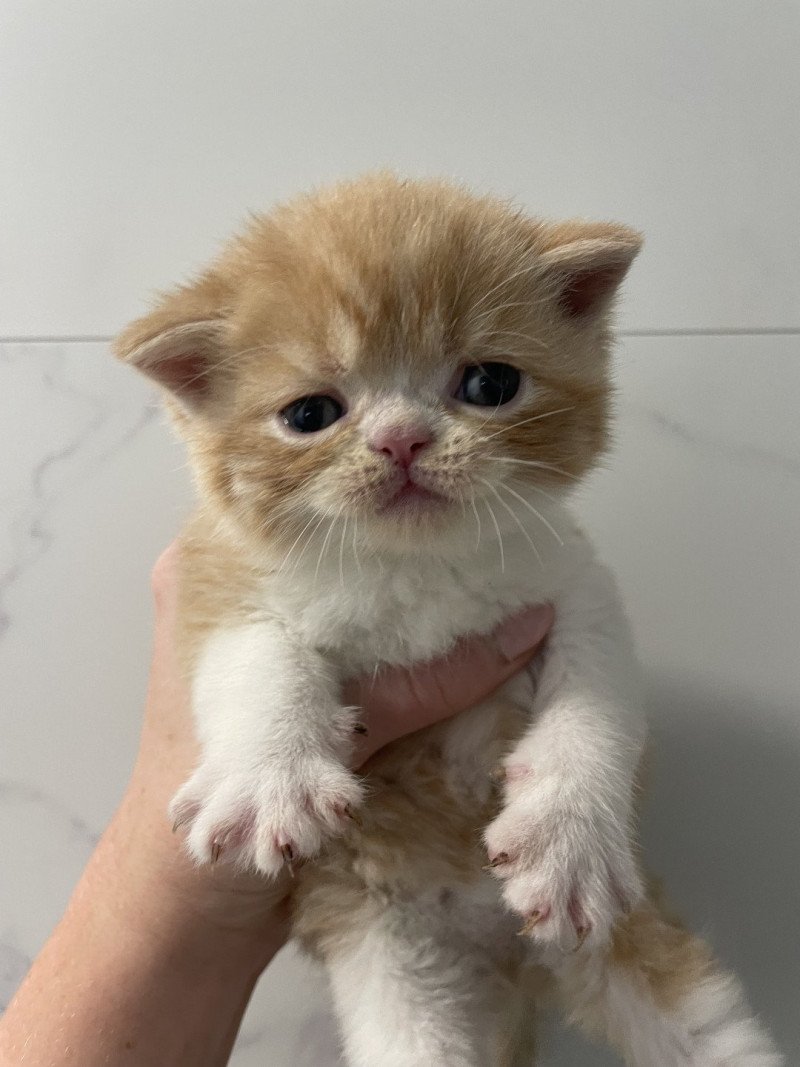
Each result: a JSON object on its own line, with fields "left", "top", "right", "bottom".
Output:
{"left": 370, "top": 425, "right": 433, "bottom": 468}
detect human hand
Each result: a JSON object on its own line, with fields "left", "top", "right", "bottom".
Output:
{"left": 107, "top": 541, "right": 553, "bottom": 971}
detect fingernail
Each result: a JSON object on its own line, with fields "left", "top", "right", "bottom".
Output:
{"left": 494, "top": 604, "right": 554, "bottom": 662}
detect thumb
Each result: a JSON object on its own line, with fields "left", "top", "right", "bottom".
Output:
{"left": 346, "top": 603, "right": 554, "bottom": 764}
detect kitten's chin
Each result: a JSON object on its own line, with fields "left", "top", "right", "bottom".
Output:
{"left": 374, "top": 481, "right": 448, "bottom": 517}
{"left": 363, "top": 502, "right": 475, "bottom": 558}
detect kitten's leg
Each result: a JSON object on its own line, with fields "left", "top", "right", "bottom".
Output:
{"left": 486, "top": 558, "right": 647, "bottom": 950}
{"left": 325, "top": 903, "right": 535, "bottom": 1067}
{"left": 553, "top": 898, "right": 783, "bottom": 1066}
{"left": 171, "top": 621, "right": 362, "bottom": 875}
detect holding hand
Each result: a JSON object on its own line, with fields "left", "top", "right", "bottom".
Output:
{"left": 0, "top": 544, "right": 551, "bottom": 1067}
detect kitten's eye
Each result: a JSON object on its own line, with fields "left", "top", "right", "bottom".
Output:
{"left": 455, "top": 363, "right": 521, "bottom": 407}
{"left": 281, "top": 395, "right": 344, "bottom": 433}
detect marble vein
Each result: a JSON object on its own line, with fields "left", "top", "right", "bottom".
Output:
{"left": 634, "top": 404, "right": 800, "bottom": 482}
{"left": 0, "top": 352, "right": 108, "bottom": 638}
{"left": 0, "top": 779, "right": 100, "bottom": 849}
{"left": 0, "top": 350, "right": 159, "bottom": 640}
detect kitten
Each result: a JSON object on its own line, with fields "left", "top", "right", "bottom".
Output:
{"left": 116, "top": 175, "right": 780, "bottom": 1066}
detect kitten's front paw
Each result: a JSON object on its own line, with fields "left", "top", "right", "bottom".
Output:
{"left": 170, "top": 754, "right": 363, "bottom": 877}
{"left": 485, "top": 776, "right": 642, "bottom": 953}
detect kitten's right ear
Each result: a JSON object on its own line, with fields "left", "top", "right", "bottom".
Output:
{"left": 114, "top": 316, "right": 227, "bottom": 413}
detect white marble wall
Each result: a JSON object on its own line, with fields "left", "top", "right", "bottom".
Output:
{"left": 2, "top": 1, "right": 799, "bottom": 1062}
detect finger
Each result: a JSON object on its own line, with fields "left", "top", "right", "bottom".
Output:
{"left": 346, "top": 603, "right": 554, "bottom": 762}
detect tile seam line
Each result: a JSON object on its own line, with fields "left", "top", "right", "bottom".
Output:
{"left": 1, "top": 327, "right": 799, "bottom": 345}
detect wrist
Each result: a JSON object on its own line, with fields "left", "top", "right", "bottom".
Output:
{"left": 94, "top": 789, "right": 289, "bottom": 974}
{"left": 0, "top": 804, "right": 281, "bottom": 1067}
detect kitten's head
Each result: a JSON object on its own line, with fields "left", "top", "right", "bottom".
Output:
{"left": 115, "top": 175, "right": 640, "bottom": 561}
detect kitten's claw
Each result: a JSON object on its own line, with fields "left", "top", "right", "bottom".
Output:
{"left": 170, "top": 754, "right": 364, "bottom": 877}
{"left": 171, "top": 801, "right": 198, "bottom": 835}
{"left": 573, "top": 922, "right": 591, "bottom": 951}
{"left": 485, "top": 782, "right": 642, "bottom": 952}
{"left": 342, "top": 803, "right": 362, "bottom": 827}
{"left": 518, "top": 907, "right": 549, "bottom": 936}
{"left": 280, "top": 842, "right": 296, "bottom": 875}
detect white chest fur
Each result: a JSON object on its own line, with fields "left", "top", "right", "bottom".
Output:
{"left": 264, "top": 502, "right": 589, "bottom": 674}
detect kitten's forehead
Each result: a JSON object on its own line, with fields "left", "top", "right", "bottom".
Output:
{"left": 325, "top": 303, "right": 366, "bottom": 375}
{"left": 323, "top": 293, "right": 450, "bottom": 384}
{"left": 234, "top": 181, "right": 536, "bottom": 380}
{"left": 244, "top": 263, "right": 456, "bottom": 391}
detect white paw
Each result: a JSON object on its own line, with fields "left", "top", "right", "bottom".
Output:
{"left": 485, "top": 772, "right": 642, "bottom": 953}
{"left": 170, "top": 753, "right": 363, "bottom": 877}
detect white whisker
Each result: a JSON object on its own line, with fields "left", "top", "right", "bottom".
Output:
{"left": 451, "top": 233, "right": 485, "bottom": 312}
{"left": 290, "top": 511, "right": 329, "bottom": 578}
{"left": 489, "top": 328, "right": 550, "bottom": 351}
{"left": 481, "top": 407, "right": 575, "bottom": 442}
{"left": 483, "top": 498, "right": 505, "bottom": 573}
{"left": 508, "top": 478, "right": 562, "bottom": 505}
{"left": 170, "top": 338, "right": 275, "bottom": 395}
{"left": 460, "top": 380, "right": 509, "bottom": 438}
{"left": 469, "top": 291, "right": 552, "bottom": 336}
{"left": 469, "top": 496, "right": 483, "bottom": 550}
{"left": 498, "top": 482, "right": 564, "bottom": 547}
{"left": 351, "top": 514, "right": 363, "bottom": 575}
{"left": 478, "top": 479, "right": 543, "bottom": 567}
{"left": 274, "top": 512, "right": 320, "bottom": 577}
{"left": 338, "top": 514, "right": 348, "bottom": 592}
{"left": 498, "top": 456, "right": 581, "bottom": 483}
{"left": 314, "top": 509, "right": 341, "bottom": 586}
{"left": 469, "top": 258, "right": 545, "bottom": 316}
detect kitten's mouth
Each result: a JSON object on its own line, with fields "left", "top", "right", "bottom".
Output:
{"left": 377, "top": 476, "right": 447, "bottom": 515}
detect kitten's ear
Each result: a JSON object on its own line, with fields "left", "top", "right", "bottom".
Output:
{"left": 114, "top": 271, "right": 235, "bottom": 412}
{"left": 537, "top": 222, "right": 642, "bottom": 319}
{"left": 114, "top": 318, "right": 226, "bottom": 410}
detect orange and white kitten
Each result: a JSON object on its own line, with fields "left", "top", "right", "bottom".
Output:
{"left": 116, "top": 175, "right": 780, "bottom": 1066}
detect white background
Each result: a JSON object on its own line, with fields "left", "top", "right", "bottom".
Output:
{"left": 1, "top": 2, "right": 798, "bottom": 1063}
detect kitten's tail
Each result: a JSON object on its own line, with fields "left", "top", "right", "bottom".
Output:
{"left": 552, "top": 898, "right": 782, "bottom": 1066}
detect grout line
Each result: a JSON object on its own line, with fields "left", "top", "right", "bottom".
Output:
{"left": 0, "top": 335, "right": 113, "bottom": 344}
{"left": 1, "top": 327, "right": 799, "bottom": 346}
{"left": 619, "top": 327, "right": 800, "bottom": 338}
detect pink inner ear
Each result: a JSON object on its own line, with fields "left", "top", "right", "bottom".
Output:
{"left": 156, "top": 352, "right": 209, "bottom": 396}
{"left": 559, "top": 264, "right": 626, "bottom": 317}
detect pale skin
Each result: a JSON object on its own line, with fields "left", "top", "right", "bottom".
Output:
{"left": 0, "top": 544, "right": 553, "bottom": 1067}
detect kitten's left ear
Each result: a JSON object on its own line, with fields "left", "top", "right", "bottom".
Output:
{"left": 537, "top": 222, "right": 642, "bottom": 319}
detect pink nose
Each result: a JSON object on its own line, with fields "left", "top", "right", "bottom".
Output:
{"left": 370, "top": 425, "right": 433, "bottom": 468}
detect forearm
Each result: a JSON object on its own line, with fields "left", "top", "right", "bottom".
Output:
{"left": 0, "top": 801, "right": 284, "bottom": 1067}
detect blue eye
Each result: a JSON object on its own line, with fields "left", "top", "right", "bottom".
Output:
{"left": 281, "top": 395, "right": 344, "bottom": 433}
{"left": 455, "top": 363, "right": 521, "bottom": 406}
